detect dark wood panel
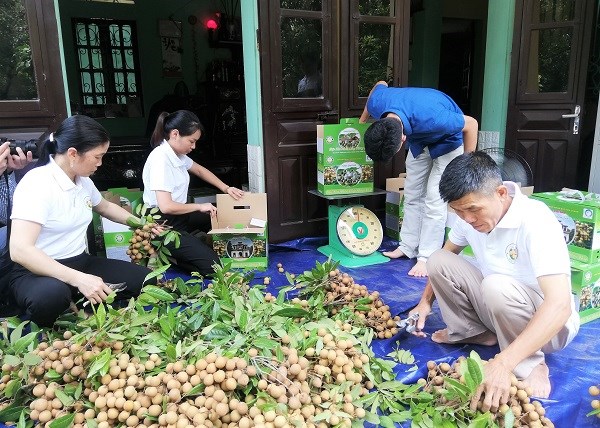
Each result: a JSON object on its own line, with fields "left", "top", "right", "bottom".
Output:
{"left": 518, "top": 109, "right": 571, "bottom": 131}
{"left": 278, "top": 157, "right": 304, "bottom": 225}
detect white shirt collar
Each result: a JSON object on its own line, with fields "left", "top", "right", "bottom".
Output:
{"left": 161, "top": 140, "right": 186, "bottom": 168}
{"left": 49, "top": 156, "right": 83, "bottom": 191}
{"left": 495, "top": 181, "right": 524, "bottom": 229}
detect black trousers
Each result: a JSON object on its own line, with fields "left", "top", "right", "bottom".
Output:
{"left": 161, "top": 211, "right": 220, "bottom": 276}
{"left": 10, "top": 252, "right": 152, "bottom": 327}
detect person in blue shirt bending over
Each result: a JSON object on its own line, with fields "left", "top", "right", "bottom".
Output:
{"left": 360, "top": 81, "right": 478, "bottom": 277}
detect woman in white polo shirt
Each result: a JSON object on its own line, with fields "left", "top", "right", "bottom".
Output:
{"left": 143, "top": 110, "right": 243, "bottom": 275}
{"left": 9, "top": 115, "right": 153, "bottom": 327}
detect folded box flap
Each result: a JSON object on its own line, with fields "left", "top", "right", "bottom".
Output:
{"left": 209, "top": 227, "right": 266, "bottom": 235}
{"left": 211, "top": 193, "right": 268, "bottom": 229}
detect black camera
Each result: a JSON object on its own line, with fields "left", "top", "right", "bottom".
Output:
{"left": 1, "top": 137, "right": 38, "bottom": 156}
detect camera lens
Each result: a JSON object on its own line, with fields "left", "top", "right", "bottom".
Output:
{"left": 9, "top": 140, "right": 37, "bottom": 156}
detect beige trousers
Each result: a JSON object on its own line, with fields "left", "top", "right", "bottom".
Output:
{"left": 428, "top": 250, "right": 577, "bottom": 379}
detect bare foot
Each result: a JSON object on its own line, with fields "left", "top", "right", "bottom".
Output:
{"left": 408, "top": 260, "right": 428, "bottom": 277}
{"left": 431, "top": 328, "right": 498, "bottom": 346}
{"left": 383, "top": 247, "right": 407, "bottom": 259}
{"left": 523, "top": 362, "right": 551, "bottom": 398}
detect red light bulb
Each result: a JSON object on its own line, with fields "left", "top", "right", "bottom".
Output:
{"left": 206, "top": 19, "right": 218, "bottom": 30}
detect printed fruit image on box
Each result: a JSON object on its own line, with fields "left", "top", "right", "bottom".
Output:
{"left": 211, "top": 233, "right": 268, "bottom": 269}
{"left": 532, "top": 190, "right": 600, "bottom": 263}
{"left": 209, "top": 193, "right": 268, "bottom": 269}
{"left": 317, "top": 118, "right": 373, "bottom": 196}
{"left": 571, "top": 259, "right": 600, "bottom": 324}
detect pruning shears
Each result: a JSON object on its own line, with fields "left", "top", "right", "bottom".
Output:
{"left": 397, "top": 313, "right": 420, "bottom": 334}
{"left": 82, "top": 282, "right": 126, "bottom": 307}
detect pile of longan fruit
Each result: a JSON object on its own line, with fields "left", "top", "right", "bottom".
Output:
{"left": 418, "top": 359, "right": 554, "bottom": 428}
{"left": 4, "top": 325, "right": 377, "bottom": 427}
{"left": 589, "top": 384, "right": 600, "bottom": 418}
{"left": 325, "top": 269, "right": 400, "bottom": 338}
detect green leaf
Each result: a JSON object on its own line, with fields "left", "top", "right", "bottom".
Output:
{"left": 3, "top": 354, "right": 20, "bottom": 367}
{"left": 0, "top": 405, "right": 26, "bottom": 423}
{"left": 86, "top": 418, "right": 99, "bottom": 428}
{"left": 183, "top": 383, "right": 205, "bottom": 397}
{"left": 16, "top": 409, "right": 27, "bottom": 428}
{"left": 142, "top": 285, "right": 175, "bottom": 302}
{"left": 378, "top": 415, "right": 396, "bottom": 428}
{"left": 4, "top": 379, "right": 21, "bottom": 398}
{"left": 503, "top": 408, "right": 515, "bottom": 428}
{"left": 143, "top": 265, "right": 170, "bottom": 283}
{"left": 465, "top": 357, "right": 483, "bottom": 392}
{"left": 22, "top": 352, "right": 42, "bottom": 366}
{"left": 236, "top": 309, "right": 249, "bottom": 331}
{"left": 12, "top": 331, "right": 38, "bottom": 354}
{"left": 272, "top": 308, "right": 310, "bottom": 318}
{"left": 95, "top": 303, "right": 107, "bottom": 328}
{"left": 9, "top": 320, "right": 27, "bottom": 345}
{"left": 254, "top": 337, "right": 278, "bottom": 349}
{"left": 48, "top": 412, "right": 76, "bottom": 428}
{"left": 166, "top": 344, "right": 176, "bottom": 360}
{"left": 55, "top": 389, "right": 75, "bottom": 407}
{"left": 87, "top": 348, "right": 112, "bottom": 379}
{"left": 74, "top": 382, "right": 83, "bottom": 401}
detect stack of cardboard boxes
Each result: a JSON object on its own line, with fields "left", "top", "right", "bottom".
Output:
{"left": 384, "top": 174, "right": 406, "bottom": 240}
{"left": 532, "top": 190, "right": 600, "bottom": 324}
{"left": 317, "top": 118, "right": 373, "bottom": 195}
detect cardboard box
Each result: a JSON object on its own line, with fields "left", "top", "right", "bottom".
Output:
{"left": 385, "top": 174, "right": 406, "bottom": 240}
{"left": 209, "top": 193, "right": 268, "bottom": 269}
{"left": 532, "top": 190, "right": 600, "bottom": 264}
{"left": 571, "top": 259, "right": 600, "bottom": 324}
{"left": 92, "top": 188, "right": 142, "bottom": 261}
{"left": 317, "top": 118, "right": 373, "bottom": 195}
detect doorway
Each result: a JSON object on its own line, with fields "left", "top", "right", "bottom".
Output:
{"left": 258, "top": 0, "right": 410, "bottom": 242}
{"left": 506, "top": 0, "right": 596, "bottom": 192}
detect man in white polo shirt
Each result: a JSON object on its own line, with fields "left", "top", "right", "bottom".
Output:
{"left": 409, "top": 151, "right": 579, "bottom": 410}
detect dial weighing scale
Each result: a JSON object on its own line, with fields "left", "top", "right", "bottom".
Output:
{"left": 309, "top": 189, "right": 390, "bottom": 268}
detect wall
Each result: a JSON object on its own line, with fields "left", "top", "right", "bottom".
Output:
{"left": 240, "top": 1, "right": 265, "bottom": 192}
{"left": 57, "top": 0, "right": 236, "bottom": 137}
{"left": 479, "top": 0, "right": 515, "bottom": 147}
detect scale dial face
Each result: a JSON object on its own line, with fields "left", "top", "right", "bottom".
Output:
{"left": 336, "top": 206, "right": 383, "bottom": 256}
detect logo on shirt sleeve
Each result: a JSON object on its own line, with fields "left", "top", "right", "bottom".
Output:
{"left": 505, "top": 243, "right": 518, "bottom": 263}
{"left": 84, "top": 196, "right": 93, "bottom": 210}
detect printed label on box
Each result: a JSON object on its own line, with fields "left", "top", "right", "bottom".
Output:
{"left": 532, "top": 191, "right": 600, "bottom": 263}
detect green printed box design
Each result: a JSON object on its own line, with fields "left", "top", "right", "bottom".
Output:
{"left": 385, "top": 227, "right": 400, "bottom": 241}
{"left": 570, "top": 259, "right": 600, "bottom": 324}
{"left": 532, "top": 191, "right": 600, "bottom": 264}
{"left": 385, "top": 191, "right": 404, "bottom": 216}
{"left": 385, "top": 213, "right": 402, "bottom": 240}
{"left": 317, "top": 118, "right": 373, "bottom": 196}
{"left": 212, "top": 232, "right": 268, "bottom": 269}
{"left": 317, "top": 118, "right": 371, "bottom": 155}
{"left": 317, "top": 153, "right": 374, "bottom": 195}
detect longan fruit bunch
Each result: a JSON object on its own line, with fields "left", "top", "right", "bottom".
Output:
{"left": 418, "top": 359, "right": 554, "bottom": 428}
{"left": 126, "top": 223, "right": 157, "bottom": 265}
{"left": 325, "top": 269, "right": 400, "bottom": 338}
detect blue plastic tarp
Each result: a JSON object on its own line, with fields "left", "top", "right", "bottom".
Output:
{"left": 2, "top": 237, "right": 598, "bottom": 427}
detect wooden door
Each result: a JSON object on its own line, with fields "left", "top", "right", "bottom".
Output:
{"left": 506, "top": 0, "right": 595, "bottom": 191}
{"left": 259, "top": 0, "right": 409, "bottom": 242}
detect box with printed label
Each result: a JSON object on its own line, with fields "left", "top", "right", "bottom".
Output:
{"left": 92, "top": 188, "right": 142, "bottom": 261}
{"left": 531, "top": 190, "right": 600, "bottom": 264}
{"left": 570, "top": 259, "right": 600, "bottom": 324}
{"left": 317, "top": 118, "right": 373, "bottom": 195}
{"left": 385, "top": 175, "right": 405, "bottom": 239}
{"left": 209, "top": 193, "right": 268, "bottom": 269}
